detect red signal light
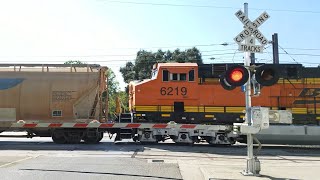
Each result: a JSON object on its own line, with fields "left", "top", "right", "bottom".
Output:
{"left": 224, "top": 65, "right": 249, "bottom": 87}
{"left": 229, "top": 68, "right": 244, "bottom": 82}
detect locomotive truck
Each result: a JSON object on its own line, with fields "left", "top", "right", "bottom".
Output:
{"left": 0, "top": 63, "right": 319, "bottom": 145}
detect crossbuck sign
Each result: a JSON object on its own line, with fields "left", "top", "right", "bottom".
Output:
{"left": 233, "top": 10, "right": 270, "bottom": 53}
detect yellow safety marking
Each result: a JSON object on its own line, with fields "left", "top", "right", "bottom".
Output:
{"left": 316, "top": 117, "right": 320, "bottom": 120}
{"left": 205, "top": 114, "right": 214, "bottom": 118}
{"left": 205, "top": 107, "right": 224, "bottom": 113}
{"left": 161, "top": 114, "right": 170, "bottom": 117}
{"left": 160, "top": 106, "right": 173, "bottom": 112}
{"left": 306, "top": 78, "right": 320, "bottom": 84}
{"left": 278, "top": 78, "right": 320, "bottom": 84}
{"left": 291, "top": 108, "right": 307, "bottom": 114}
{"left": 135, "top": 106, "right": 158, "bottom": 112}
{"left": 184, "top": 106, "right": 200, "bottom": 112}
{"left": 226, "top": 107, "right": 245, "bottom": 113}
{"left": 203, "top": 78, "right": 219, "bottom": 83}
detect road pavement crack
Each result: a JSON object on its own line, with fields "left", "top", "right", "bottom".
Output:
{"left": 131, "top": 148, "right": 139, "bottom": 158}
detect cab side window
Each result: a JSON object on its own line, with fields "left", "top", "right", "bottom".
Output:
{"left": 172, "top": 73, "right": 178, "bottom": 81}
{"left": 163, "top": 70, "right": 169, "bottom": 81}
{"left": 180, "top": 73, "right": 186, "bottom": 81}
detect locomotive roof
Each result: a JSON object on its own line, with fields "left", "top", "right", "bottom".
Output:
{"left": 157, "top": 63, "right": 197, "bottom": 67}
{"left": 0, "top": 64, "right": 104, "bottom": 72}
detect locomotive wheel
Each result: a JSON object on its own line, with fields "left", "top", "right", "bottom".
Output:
{"left": 83, "top": 132, "right": 104, "bottom": 144}
{"left": 51, "top": 131, "right": 67, "bottom": 144}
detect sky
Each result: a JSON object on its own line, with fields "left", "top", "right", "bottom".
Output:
{"left": 0, "top": 0, "right": 319, "bottom": 90}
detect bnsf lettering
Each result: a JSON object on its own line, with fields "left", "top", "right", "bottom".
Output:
{"left": 298, "top": 88, "right": 320, "bottom": 97}
{"left": 160, "top": 87, "right": 187, "bottom": 96}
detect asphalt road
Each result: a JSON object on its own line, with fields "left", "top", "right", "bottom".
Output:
{"left": 1, "top": 133, "right": 320, "bottom": 180}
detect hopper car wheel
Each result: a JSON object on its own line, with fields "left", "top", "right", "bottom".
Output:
{"left": 52, "top": 131, "right": 67, "bottom": 144}
{"left": 83, "top": 132, "right": 104, "bottom": 144}
{"left": 65, "top": 132, "right": 82, "bottom": 144}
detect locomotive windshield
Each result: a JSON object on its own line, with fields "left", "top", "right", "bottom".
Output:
{"left": 151, "top": 69, "right": 158, "bottom": 79}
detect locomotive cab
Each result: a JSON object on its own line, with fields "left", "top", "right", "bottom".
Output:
{"left": 129, "top": 63, "right": 200, "bottom": 123}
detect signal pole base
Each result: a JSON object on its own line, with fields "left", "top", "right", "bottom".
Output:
{"left": 241, "top": 157, "right": 261, "bottom": 176}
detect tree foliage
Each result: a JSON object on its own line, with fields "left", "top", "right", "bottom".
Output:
{"left": 120, "top": 47, "right": 202, "bottom": 83}
{"left": 64, "top": 60, "right": 85, "bottom": 64}
{"left": 106, "top": 69, "right": 119, "bottom": 97}
{"left": 105, "top": 69, "right": 121, "bottom": 119}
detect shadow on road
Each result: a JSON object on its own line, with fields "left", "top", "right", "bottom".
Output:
{"left": 20, "top": 168, "right": 183, "bottom": 180}
{"left": 258, "top": 174, "right": 300, "bottom": 180}
{"left": 1, "top": 139, "right": 320, "bottom": 158}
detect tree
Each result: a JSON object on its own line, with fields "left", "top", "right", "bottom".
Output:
{"left": 120, "top": 62, "right": 136, "bottom": 84}
{"left": 104, "top": 69, "right": 122, "bottom": 119}
{"left": 106, "top": 69, "right": 119, "bottom": 97}
{"left": 64, "top": 60, "right": 85, "bottom": 64}
{"left": 186, "top": 47, "right": 203, "bottom": 64}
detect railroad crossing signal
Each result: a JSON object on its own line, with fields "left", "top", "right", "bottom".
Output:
{"left": 220, "top": 65, "right": 249, "bottom": 90}
{"left": 233, "top": 10, "right": 270, "bottom": 53}
{"left": 219, "top": 64, "right": 280, "bottom": 91}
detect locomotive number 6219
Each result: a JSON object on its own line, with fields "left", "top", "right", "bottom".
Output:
{"left": 160, "top": 87, "right": 187, "bottom": 96}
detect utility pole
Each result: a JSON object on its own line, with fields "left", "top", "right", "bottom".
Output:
{"left": 250, "top": 53, "right": 255, "bottom": 64}
{"left": 272, "top": 33, "right": 279, "bottom": 64}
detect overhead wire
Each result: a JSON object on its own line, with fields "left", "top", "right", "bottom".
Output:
{"left": 260, "top": 45, "right": 274, "bottom": 63}
{"left": 100, "top": 0, "right": 237, "bottom": 9}
{"left": 1, "top": 42, "right": 319, "bottom": 65}
{"left": 100, "top": 0, "right": 320, "bottom": 14}
{"left": 1, "top": 50, "right": 320, "bottom": 59}
{"left": 2, "top": 52, "right": 320, "bottom": 58}
{"left": 1, "top": 58, "right": 318, "bottom": 66}
{"left": 0, "top": 42, "right": 237, "bottom": 58}
{"left": 231, "top": 49, "right": 239, "bottom": 63}
{"left": 278, "top": 44, "right": 300, "bottom": 64}
{"left": 281, "top": 47, "right": 320, "bottom": 51}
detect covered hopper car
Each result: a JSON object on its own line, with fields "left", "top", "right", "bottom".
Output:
{"left": 0, "top": 64, "right": 108, "bottom": 143}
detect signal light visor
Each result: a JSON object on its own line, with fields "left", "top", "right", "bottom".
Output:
{"left": 255, "top": 65, "right": 280, "bottom": 86}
